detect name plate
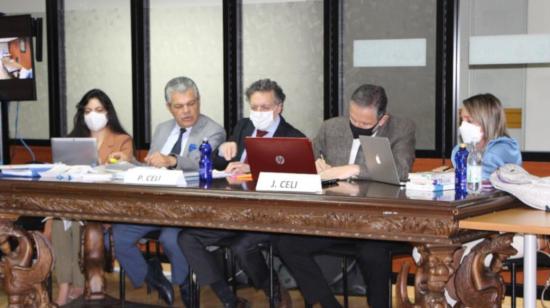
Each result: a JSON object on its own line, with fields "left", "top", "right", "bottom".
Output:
{"left": 256, "top": 172, "right": 322, "bottom": 193}
{"left": 124, "top": 167, "right": 186, "bottom": 187}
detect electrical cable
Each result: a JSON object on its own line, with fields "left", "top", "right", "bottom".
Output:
{"left": 542, "top": 273, "right": 550, "bottom": 308}
{"left": 14, "top": 101, "right": 36, "bottom": 162}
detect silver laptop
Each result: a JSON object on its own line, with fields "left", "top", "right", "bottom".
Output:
{"left": 359, "top": 136, "right": 407, "bottom": 186}
{"left": 51, "top": 137, "right": 98, "bottom": 166}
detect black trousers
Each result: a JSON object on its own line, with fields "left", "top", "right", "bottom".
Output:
{"left": 178, "top": 229, "right": 272, "bottom": 290}
{"left": 277, "top": 235, "right": 398, "bottom": 308}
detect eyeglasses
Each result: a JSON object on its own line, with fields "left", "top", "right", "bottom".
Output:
{"left": 169, "top": 99, "right": 198, "bottom": 110}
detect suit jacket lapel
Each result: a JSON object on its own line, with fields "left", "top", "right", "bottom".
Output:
{"left": 98, "top": 130, "right": 116, "bottom": 164}
{"left": 375, "top": 117, "right": 390, "bottom": 138}
{"left": 343, "top": 123, "right": 355, "bottom": 162}
{"left": 273, "top": 117, "right": 289, "bottom": 137}
{"left": 236, "top": 120, "right": 255, "bottom": 159}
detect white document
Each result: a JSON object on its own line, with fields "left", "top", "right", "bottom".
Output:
{"left": 38, "top": 164, "right": 112, "bottom": 182}
{"left": 183, "top": 170, "right": 232, "bottom": 180}
{"left": 0, "top": 163, "right": 55, "bottom": 177}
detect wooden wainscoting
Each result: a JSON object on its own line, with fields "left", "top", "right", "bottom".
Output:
{"left": 9, "top": 145, "right": 52, "bottom": 164}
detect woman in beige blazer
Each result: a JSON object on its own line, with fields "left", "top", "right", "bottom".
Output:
{"left": 49, "top": 89, "right": 133, "bottom": 305}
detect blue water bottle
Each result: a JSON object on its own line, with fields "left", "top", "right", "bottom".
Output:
{"left": 455, "top": 143, "right": 468, "bottom": 197}
{"left": 199, "top": 138, "right": 213, "bottom": 186}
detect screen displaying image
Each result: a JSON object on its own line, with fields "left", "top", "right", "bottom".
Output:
{"left": 0, "top": 15, "right": 36, "bottom": 101}
{"left": 0, "top": 37, "right": 33, "bottom": 80}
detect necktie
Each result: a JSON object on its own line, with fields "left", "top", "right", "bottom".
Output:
{"left": 256, "top": 130, "right": 269, "bottom": 137}
{"left": 170, "top": 128, "right": 187, "bottom": 155}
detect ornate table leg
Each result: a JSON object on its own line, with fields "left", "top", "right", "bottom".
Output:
{"left": 396, "top": 244, "right": 464, "bottom": 308}
{"left": 452, "top": 233, "right": 517, "bottom": 308}
{"left": 0, "top": 215, "right": 55, "bottom": 308}
{"left": 396, "top": 234, "right": 517, "bottom": 308}
{"left": 81, "top": 222, "right": 106, "bottom": 300}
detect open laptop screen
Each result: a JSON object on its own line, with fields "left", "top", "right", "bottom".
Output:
{"left": 359, "top": 135, "right": 406, "bottom": 186}
{"left": 244, "top": 137, "right": 317, "bottom": 180}
{"left": 51, "top": 137, "right": 98, "bottom": 166}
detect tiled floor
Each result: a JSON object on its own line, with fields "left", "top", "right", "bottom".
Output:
{"left": 0, "top": 272, "right": 545, "bottom": 307}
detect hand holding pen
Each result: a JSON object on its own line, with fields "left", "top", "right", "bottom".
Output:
{"left": 315, "top": 151, "right": 332, "bottom": 173}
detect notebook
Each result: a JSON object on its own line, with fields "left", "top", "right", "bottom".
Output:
{"left": 51, "top": 137, "right": 98, "bottom": 166}
{"left": 359, "top": 135, "right": 407, "bottom": 186}
{"left": 244, "top": 137, "right": 317, "bottom": 180}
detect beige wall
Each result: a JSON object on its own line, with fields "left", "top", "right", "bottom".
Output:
{"left": 242, "top": 0, "right": 324, "bottom": 138}
{"left": 151, "top": 0, "right": 324, "bottom": 138}
{"left": 525, "top": 0, "right": 550, "bottom": 151}
{"left": 343, "top": 0, "right": 437, "bottom": 150}
{"left": 459, "top": 0, "right": 550, "bottom": 152}
{"left": 149, "top": 1, "right": 224, "bottom": 132}
{"left": 64, "top": 0, "right": 133, "bottom": 135}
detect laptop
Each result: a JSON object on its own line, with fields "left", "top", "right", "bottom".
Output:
{"left": 359, "top": 135, "right": 407, "bottom": 186}
{"left": 244, "top": 137, "right": 317, "bottom": 180}
{"left": 51, "top": 137, "right": 98, "bottom": 166}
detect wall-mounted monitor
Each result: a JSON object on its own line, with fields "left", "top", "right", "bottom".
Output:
{"left": 0, "top": 15, "right": 36, "bottom": 101}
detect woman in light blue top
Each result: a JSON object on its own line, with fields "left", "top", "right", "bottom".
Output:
{"left": 452, "top": 93, "right": 522, "bottom": 179}
{"left": 416, "top": 94, "right": 525, "bottom": 305}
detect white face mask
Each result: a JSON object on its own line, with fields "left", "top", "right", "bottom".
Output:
{"left": 249, "top": 110, "right": 274, "bottom": 131}
{"left": 84, "top": 111, "right": 108, "bottom": 132}
{"left": 459, "top": 121, "right": 483, "bottom": 144}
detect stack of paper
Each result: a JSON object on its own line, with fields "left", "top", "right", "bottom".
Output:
{"left": 406, "top": 171, "right": 455, "bottom": 191}
{"left": 39, "top": 164, "right": 113, "bottom": 182}
{"left": 405, "top": 188, "right": 456, "bottom": 201}
{"left": 183, "top": 170, "right": 232, "bottom": 181}
{"left": 0, "top": 164, "right": 55, "bottom": 178}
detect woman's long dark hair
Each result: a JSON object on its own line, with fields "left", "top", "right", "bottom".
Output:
{"left": 67, "top": 89, "right": 129, "bottom": 137}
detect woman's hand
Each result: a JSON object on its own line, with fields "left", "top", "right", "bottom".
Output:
{"left": 108, "top": 151, "right": 129, "bottom": 163}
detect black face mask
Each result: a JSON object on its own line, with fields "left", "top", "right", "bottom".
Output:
{"left": 350, "top": 121, "right": 377, "bottom": 139}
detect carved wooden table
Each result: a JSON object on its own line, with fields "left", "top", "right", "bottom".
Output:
{"left": 461, "top": 207, "right": 550, "bottom": 308}
{"left": 0, "top": 178, "right": 522, "bottom": 307}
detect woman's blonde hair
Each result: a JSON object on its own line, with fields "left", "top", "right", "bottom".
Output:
{"left": 462, "top": 93, "right": 509, "bottom": 142}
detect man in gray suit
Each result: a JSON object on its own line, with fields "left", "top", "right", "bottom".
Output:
{"left": 113, "top": 76, "right": 225, "bottom": 307}
{"left": 145, "top": 78, "right": 225, "bottom": 170}
{"left": 277, "top": 84, "right": 415, "bottom": 308}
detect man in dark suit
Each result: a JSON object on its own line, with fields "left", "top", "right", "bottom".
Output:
{"left": 277, "top": 84, "right": 416, "bottom": 308}
{"left": 179, "top": 79, "right": 302, "bottom": 308}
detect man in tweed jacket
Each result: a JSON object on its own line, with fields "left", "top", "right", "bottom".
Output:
{"left": 314, "top": 85, "right": 415, "bottom": 181}
{"left": 277, "top": 84, "right": 416, "bottom": 308}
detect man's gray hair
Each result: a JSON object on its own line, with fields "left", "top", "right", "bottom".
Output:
{"left": 350, "top": 84, "right": 387, "bottom": 117}
{"left": 164, "top": 76, "right": 200, "bottom": 103}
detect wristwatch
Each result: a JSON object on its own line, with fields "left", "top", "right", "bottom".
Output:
{"left": 168, "top": 153, "right": 178, "bottom": 169}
